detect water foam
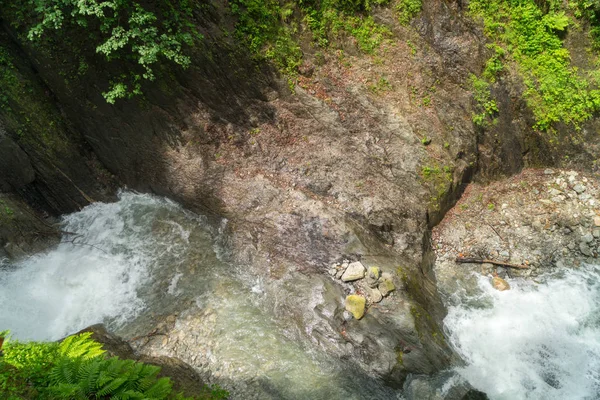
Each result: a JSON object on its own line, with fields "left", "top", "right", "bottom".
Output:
{"left": 444, "top": 267, "right": 600, "bottom": 399}
{"left": 0, "top": 191, "right": 193, "bottom": 340}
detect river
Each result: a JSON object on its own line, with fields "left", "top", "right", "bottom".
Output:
{"left": 0, "top": 191, "right": 399, "bottom": 400}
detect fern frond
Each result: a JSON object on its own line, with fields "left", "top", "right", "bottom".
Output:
{"left": 49, "top": 382, "right": 86, "bottom": 399}
{"left": 49, "top": 356, "right": 78, "bottom": 385}
{"left": 58, "top": 333, "right": 105, "bottom": 360}
{"left": 77, "top": 358, "right": 102, "bottom": 395}
{"left": 143, "top": 377, "right": 173, "bottom": 399}
{"left": 97, "top": 376, "right": 127, "bottom": 396}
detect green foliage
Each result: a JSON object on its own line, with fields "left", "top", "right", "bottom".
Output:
{"left": 2, "top": 0, "right": 201, "bottom": 103}
{"left": 571, "top": 0, "right": 600, "bottom": 48}
{"left": 230, "top": 0, "right": 392, "bottom": 79}
{"left": 396, "top": 0, "right": 422, "bottom": 25}
{"left": 470, "top": 74, "right": 498, "bottom": 127}
{"left": 421, "top": 164, "right": 453, "bottom": 209}
{"left": 469, "top": 0, "right": 600, "bottom": 132}
{"left": 0, "top": 332, "right": 228, "bottom": 400}
{"left": 368, "top": 76, "right": 392, "bottom": 93}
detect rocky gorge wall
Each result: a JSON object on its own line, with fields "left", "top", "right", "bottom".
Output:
{"left": 1, "top": 0, "right": 600, "bottom": 396}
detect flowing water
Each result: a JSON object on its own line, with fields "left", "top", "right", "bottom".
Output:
{"left": 0, "top": 191, "right": 399, "bottom": 400}
{"left": 444, "top": 267, "right": 600, "bottom": 399}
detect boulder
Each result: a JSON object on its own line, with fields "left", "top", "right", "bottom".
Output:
{"left": 345, "top": 295, "right": 366, "bottom": 319}
{"left": 341, "top": 261, "right": 366, "bottom": 282}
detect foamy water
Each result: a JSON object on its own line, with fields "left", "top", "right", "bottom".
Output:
{"left": 444, "top": 267, "right": 600, "bottom": 399}
{"left": 0, "top": 191, "right": 202, "bottom": 340}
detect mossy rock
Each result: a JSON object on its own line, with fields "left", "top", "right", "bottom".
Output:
{"left": 345, "top": 295, "right": 366, "bottom": 320}
{"left": 378, "top": 278, "right": 395, "bottom": 297}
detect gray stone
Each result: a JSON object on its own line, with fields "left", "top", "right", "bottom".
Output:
{"left": 328, "top": 266, "right": 337, "bottom": 276}
{"left": 369, "top": 287, "right": 383, "bottom": 303}
{"left": 593, "top": 229, "right": 600, "bottom": 238}
{"left": 544, "top": 169, "right": 554, "bottom": 175}
{"left": 582, "top": 233, "right": 594, "bottom": 243}
{"left": 341, "top": 261, "right": 366, "bottom": 282}
{"left": 500, "top": 250, "right": 510, "bottom": 258}
{"left": 342, "top": 311, "right": 353, "bottom": 321}
{"left": 580, "top": 242, "right": 593, "bottom": 257}
{"left": 549, "top": 188, "right": 562, "bottom": 196}
{"left": 335, "top": 269, "right": 344, "bottom": 279}
{"left": 573, "top": 184, "right": 586, "bottom": 194}
{"left": 481, "top": 263, "right": 494, "bottom": 274}
{"left": 378, "top": 278, "right": 395, "bottom": 297}
{"left": 567, "top": 242, "right": 576, "bottom": 250}
{"left": 365, "top": 266, "right": 381, "bottom": 288}
{"left": 496, "top": 267, "right": 507, "bottom": 279}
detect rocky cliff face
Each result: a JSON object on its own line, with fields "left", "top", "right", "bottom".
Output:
{"left": 1, "top": 0, "right": 598, "bottom": 396}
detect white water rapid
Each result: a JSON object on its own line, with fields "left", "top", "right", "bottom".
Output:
{"left": 444, "top": 267, "right": 600, "bottom": 400}
{"left": 0, "top": 191, "right": 206, "bottom": 340}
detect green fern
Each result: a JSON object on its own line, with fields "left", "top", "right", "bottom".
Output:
{"left": 1, "top": 331, "right": 228, "bottom": 400}
{"left": 58, "top": 333, "right": 105, "bottom": 360}
{"left": 49, "top": 357, "right": 173, "bottom": 399}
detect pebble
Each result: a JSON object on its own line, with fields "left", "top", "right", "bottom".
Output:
{"left": 582, "top": 233, "right": 594, "bottom": 243}
{"left": 549, "top": 188, "right": 562, "bottom": 196}
{"left": 573, "top": 184, "right": 586, "bottom": 194}
{"left": 369, "top": 287, "right": 383, "bottom": 303}
{"left": 345, "top": 295, "right": 366, "bottom": 319}
{"left": 580, "top": 242, "right": 593, "bottom": 257}
{"left": 593, "top": 229, "right": 600, "bottom": 238}
{"left": 594, "top": 216, "right": 600, "bottom": 227}
{"left": 492, "top": 276, "right": 510, "bottom": 291}
{"left": 544, "top": 169, "right": 554, "bottom": 175}
{"left": 343, "top": 311, "right": 353, "bottom": 321}
{"left": 341, "top": 261, "right": 366, "bottom": 282}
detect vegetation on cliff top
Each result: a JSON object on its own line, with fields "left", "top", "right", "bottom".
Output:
{"left": 0, "top": 0, "right": 202, "bottom": 103}
{"left": 0, "top": 331, "right": 228, "bottom": 399}
{"left": 469, "top": 0, "right": 600, "bottom": 132}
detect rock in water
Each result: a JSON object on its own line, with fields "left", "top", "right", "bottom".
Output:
{"left": 345, "top": 295, "right": 366, "bottom": 319}
{"left": 341, "top": 261, "right": 366, "bottom": 282}
{"left": 492, "top": 276, "right": 510, "bottom": 291}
